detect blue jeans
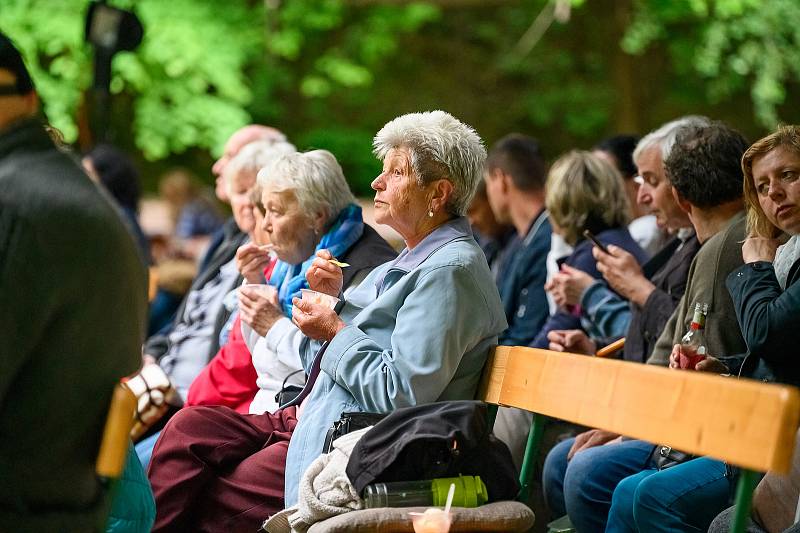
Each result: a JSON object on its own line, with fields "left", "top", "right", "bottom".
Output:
{"left": 134, "top": 431, "right": 161, "bottom": 470}
{"left": 542, "top": 437, "right": 654, "bottom": 532}
{"left": 607, "top": 457, "right": 731, "bottom": 533}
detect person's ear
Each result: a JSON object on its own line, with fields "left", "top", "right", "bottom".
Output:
{"left": 430, "top": 179, "right": 455, "bottom": 214}
{"left": 312, "top": 208, "right": 329, "bottom": 236}
{"left": 495, "top": 169, "right": 512, "bottom": 195}
{"left": 672, "top": 186, "right": 692, "bottom": 215}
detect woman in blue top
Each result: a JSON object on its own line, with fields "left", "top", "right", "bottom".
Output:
{"left": 147, "top": 111, "right": 507, "bottom": 532}
{"left": 532, "top": 150, "right": 648, "bottom": 348}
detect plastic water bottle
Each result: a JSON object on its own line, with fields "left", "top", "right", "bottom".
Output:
{"left": 363, "top": 475, "right": 488, "bottom": 508}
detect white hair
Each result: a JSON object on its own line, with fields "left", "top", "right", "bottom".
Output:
{"left": 257, "top": 149, "right": 356, "bottom": 224}
{"left": 633, "top": 115, "right": 712, "bottom": 165}
{"left": 225, "top": 140, "right": 296, "bottom": 196}
{"left": 373, "top": 110, "right": 486, "bottom": 216}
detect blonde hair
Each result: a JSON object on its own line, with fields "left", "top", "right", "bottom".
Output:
{"left": 546, "top": 150, "right": 632, "bottom": 245}
{"left": 742, "top": 125, "right": 800, "bottom": 238}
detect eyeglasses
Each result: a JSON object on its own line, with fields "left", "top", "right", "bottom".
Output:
{"left": 633, "top": 175, "right": 644, "bottom": 185}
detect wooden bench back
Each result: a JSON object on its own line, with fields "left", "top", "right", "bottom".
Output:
{"left": 479, "top": 346, "right": 800, "bottom": 474}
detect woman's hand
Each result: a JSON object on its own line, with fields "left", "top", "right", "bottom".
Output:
{"left": 238, "top": 285, "right": 283, "bottom": 337}
{"left": 306, "top": 250, "right": 344, "bottom": 297}
{"left": 291, "top": 297, "right": 345, "bottom": 342}
{"left": 567, "top": 429, "right": 621, "bottom": 460}
{"left": 236, "top": 243, "right": 272, "bottom": 284}
{"left": 593, "top": 245, "right": 655, "bottom": 306}
{"left": 741, "top": 236, "right": 781, "bottom": 264}
{"left": 545, "top": 265, "right": 594, "bottom": 308}
{"left": 547, "top": 329, "right": 597, "bottom": 355}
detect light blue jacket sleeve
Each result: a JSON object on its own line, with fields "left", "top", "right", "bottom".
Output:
{"left": 320, "top": 265, "right": 494, "bottom": 412}
{"left": 580, "top": 280, "right": 632, "bottom": 339}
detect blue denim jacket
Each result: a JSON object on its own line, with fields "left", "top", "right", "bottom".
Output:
{"left": 283, "top": 217, "right": 507, "bottom": 505}
{"left": 580, "top": 281, "right": 632, "bottom": 340}
{"left": 496, "top": 210, "right": 552, "bottom": 346}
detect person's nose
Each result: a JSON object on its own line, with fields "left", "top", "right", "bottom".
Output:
{"left": 768, "top": 177, "right": 786, "bottom": 202}
{"left": 371, "top": 172, "right": 386, "bottom": 191}
{"left": 636, "top": 183, "right": 651, "bottom": 206}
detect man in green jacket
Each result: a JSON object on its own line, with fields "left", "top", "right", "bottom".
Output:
{"left": 0, "top": 33, "right": 147, "bottom": 530}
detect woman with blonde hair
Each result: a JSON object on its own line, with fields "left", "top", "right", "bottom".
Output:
{"left": 720, "top": 124, "right": 800, "bottom": 387}
{"left": 531, "top": 150, "right": 648, "bottom": 348}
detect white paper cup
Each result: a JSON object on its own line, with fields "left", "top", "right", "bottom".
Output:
{"left": 241, "top": 283, "right": 276, "bottom": 299}
{"left": 300, "top": 288, "right": 340, "bottom": 309}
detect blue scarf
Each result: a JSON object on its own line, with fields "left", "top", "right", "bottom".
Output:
{"left": 268, "top": 203, "right": 364, "bottom": 316}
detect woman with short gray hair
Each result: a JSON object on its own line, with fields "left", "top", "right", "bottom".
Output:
{"left": 372, "top": 110, "right": 486, "bottom": 216}
{"left": 258, "top": 149, "right": 356, "bottom": 231}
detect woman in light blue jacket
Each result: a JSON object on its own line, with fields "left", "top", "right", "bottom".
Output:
{"left": 147, "top": 111, "right": 507, "bottom": 532}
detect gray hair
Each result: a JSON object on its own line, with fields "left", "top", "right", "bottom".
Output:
{"left": 257, "top": 149, "right": 356, "bottom": 224}
{"left": 225, "top": 140, "right": 296, "bottom": 196}
{"left": 633, "top": 115, "right": 712, "bottom": 166}
{"left": 227, "top": 139, "right": 296, "bottom": 174}
{"left": 373, "top": 110, "right": 486, "bottom": 216}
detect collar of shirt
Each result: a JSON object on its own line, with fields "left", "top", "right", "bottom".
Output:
{"left": 522, "top": 209, "right": 549, "bottom": 247}
{"left": 375, "top": 216, "right": 473, "bottom": 295}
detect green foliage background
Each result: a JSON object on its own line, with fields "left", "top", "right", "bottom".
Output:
{"left": 3, "top": 0, "right": 800, "bottom": 196}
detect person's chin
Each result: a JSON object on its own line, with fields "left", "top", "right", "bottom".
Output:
{"left": 373, "top": 202, "right": 388, "bottom": 221}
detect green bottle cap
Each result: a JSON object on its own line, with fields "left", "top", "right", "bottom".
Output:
{"left": 430, "top": 475, "right": 488, "bottom": 508}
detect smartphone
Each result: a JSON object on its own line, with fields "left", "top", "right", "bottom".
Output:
{"left": 583, "top": 229, "right": 610, "bottom": 254}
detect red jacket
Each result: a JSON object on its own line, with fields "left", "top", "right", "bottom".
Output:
{"left": 185, "top": 258, "right": 277, "bottom": 413}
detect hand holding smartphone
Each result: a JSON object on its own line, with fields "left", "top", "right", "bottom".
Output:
{"left": 583, "top": 229, "right": 610, "bottom": 255}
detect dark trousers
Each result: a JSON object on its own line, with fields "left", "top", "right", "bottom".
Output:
{"left": 147, "top": 405, "right": 298, "bottom": 532}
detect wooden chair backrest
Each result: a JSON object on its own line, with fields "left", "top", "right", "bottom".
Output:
{"left": 479, "top": 346, "right": 800, "bottom": 474}
{"left": 95, "top": 382, "right": 137, "bottom": 479}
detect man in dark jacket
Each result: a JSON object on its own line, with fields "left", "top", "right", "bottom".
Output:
{"left": 482, "top": 134, "right": 553, "bottom": 468}
{"left": 0, "top": 33, "right": 146, "bottom": 530}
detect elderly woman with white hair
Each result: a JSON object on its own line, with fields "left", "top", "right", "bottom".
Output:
{"left": 147, "top": 111, "right": 507, "bottom": 532}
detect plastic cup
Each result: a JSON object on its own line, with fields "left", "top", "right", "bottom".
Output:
{"left": 410, "top": 509, "right": 452, "bottom": 533}
{"left": 241, "top": 283, "right": 276, "bottom": 299}
{"left": 300, "top": 288, "right": 340, "bottom": 309}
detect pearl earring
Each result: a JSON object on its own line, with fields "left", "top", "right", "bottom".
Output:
{"left": 428, "top": 209, "right": 434, "bottom": 218}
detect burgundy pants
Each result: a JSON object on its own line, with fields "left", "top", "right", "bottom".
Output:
{"left": 147, "top": 405, "right": 298, "bottom": 532}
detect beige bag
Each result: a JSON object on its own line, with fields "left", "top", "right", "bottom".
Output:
{"left": 124, "top": 364, "right": 183, "bottom": 441}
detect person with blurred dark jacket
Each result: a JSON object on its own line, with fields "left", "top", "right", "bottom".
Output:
{"left": 83, "top": 143, "right": 151, "bottom": 265}
{"left": 467, "top": 179, "right": 514, "bottom": 275}
{"left": 481, "top": 134, "right": 553, "bottom": 468}
{"left": 0, "top": 32, "right": 147, "bottom": 531}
